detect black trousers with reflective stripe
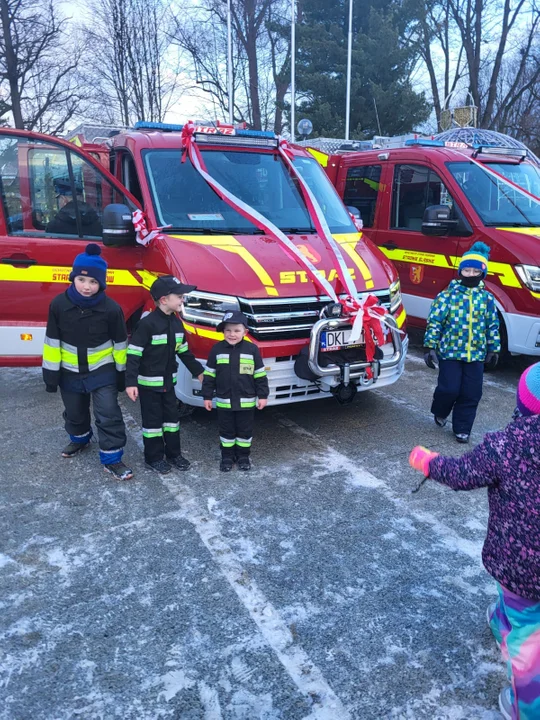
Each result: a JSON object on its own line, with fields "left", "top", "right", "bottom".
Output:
{"left": 61, "top": 385, "right": 126, "bottom": 451}
{"left": 140, "top": 388, "right": 181, "bottom": 464}
{"left": 217, "top": 409, "right": 255, "bottom": 459}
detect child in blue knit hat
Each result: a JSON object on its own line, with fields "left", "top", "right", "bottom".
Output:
{"left": 42, "top": 243, "right": 133, "bottom": 480}
{"left": 423, "top": 242, "right": 501, "bottom": 443}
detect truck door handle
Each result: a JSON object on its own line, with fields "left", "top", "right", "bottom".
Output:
{"left": 381, "top": 243, "right": 398, "bottom": 250}
{"left": 1, "top": 257, "right": 38, "bottom": 266}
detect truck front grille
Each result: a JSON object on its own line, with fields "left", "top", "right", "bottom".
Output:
{"left": 239, "top": 290, "right": 391, "bottom": 341}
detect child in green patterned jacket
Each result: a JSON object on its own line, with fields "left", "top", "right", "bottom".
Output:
{"left": 423, "top": 242, "right": 500, "bottom": 443}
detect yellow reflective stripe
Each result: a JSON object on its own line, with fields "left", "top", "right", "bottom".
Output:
{"left": 307, "top": 147, "right": 329, "bottom": 167}
{"left": 183, "top": 322, "right": 196, "bottom": 334}
{"left": 42, "top": 343, "right": 61, "bottom": 363}
{"left": 379, "top": 247, "right": 522, "bottom": 289}
{"left": 332, "top": 233, "right": 374, "bottom": 290}
{"left": 113, "top": 343, "right": 127, "bottom": 369}
{"left": 170, "top": 234, "right": 278, "bottom": 298}
{"left": 395, "top": 308, "right": 407, "bottom": 328}
{"left": 496, "top": 226, "right": 540, "bottom": 236}
{"left": 0, "top": 264, "right": 159, "bottom": 288}
{"left": 88, "top": 346, "right": 114, "bottom": 369}
{"left": 531, "top": 292, "right": 540, "bottom": 299}
{"left": 197, "top": 327, "right": 225, "bottom": 341}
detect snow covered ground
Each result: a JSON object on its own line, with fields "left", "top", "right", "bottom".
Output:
{"left": 0, "top": 347, "right": 531, "bottom": 719}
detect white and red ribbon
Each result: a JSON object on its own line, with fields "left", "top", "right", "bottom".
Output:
{"left": 178, "top": 123, "right": 395, "bottom": 374}
{"left": 132, "top": 209, "right": 171, "bottom": 246}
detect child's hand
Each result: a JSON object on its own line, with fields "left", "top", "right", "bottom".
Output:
{"left": 257, "top": 398, "right": 268, "bottom": 410}
{"left": 203, "top": 399, "right": 213, "bottom": 411}
{"left": 423, "top": 349, "right": 438, "bottom": 369}
{"left": 197, "top": 373, "right": 204, "bottom": 383}
{"left": 126, "top": 386, "right": 139, "bottom": 402}
{"left": 409, "top": 446, "right": 439, "bottom": 476}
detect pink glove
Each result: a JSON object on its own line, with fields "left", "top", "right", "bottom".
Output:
{"left": 409, "top": 446, "right": 439, "bottom": 477}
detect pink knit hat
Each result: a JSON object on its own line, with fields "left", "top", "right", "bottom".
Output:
{"left": 516, "top": 363, "right": 540, "bottom": 416}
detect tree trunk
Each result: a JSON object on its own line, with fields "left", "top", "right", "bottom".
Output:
{"left": 0, "top": 0, "right": 24, "bottom": 128}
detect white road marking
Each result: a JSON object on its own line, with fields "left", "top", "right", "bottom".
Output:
{"left": 123, "top": 412, "right": 351, "bottom": 720}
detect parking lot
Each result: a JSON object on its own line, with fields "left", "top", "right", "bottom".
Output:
{"left": 0, "top": 342, "right": 532, "bottom": 720}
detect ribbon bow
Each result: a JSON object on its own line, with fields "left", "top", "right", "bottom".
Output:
{"left": 180, "top": 121, "right": 195, "bottom": 163}
{"left": 132, "top": 209, "right": 170, "bottom": 247}
{"left": 279, "top": 138, "right": 295, "bottom": 160}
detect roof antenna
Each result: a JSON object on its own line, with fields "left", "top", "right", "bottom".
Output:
{"left": 373, "top": 97, "right": 382, "bottom": 136}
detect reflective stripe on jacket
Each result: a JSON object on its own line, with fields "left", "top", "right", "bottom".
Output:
{"left": 201, "top": 339, "right": 269, "bottom": 411}
{"left": 42, "top": 291, "right": 128, "bottom": 388}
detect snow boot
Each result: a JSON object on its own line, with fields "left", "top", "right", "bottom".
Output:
{"left": 168, "top": 455, "right": 191, "bottom": 471}
{"left": 104, "top": 462, "right": 134, "bottom": 481}
{"left": 455, "top": 433, "right": 470, "bottom": 443}
{"left": 220, "top": 458, "right": 233, "bottom": 472}
{"left": 434, "top": 415, "right": 447, "bottom": 427}
{"left": 237, "top": 457, "right": 251, "bottom": 471}
{"left": 145, "top": 459, "right": 171, "bottom": 475}
{"left": 61, "top": 440, "right": 90, "bottom": 458}
{"left": 498, "top": 686, "right": 512, "bottom": 720}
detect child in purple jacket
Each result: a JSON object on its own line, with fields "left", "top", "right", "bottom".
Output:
{"left": 409, "top": 362, "right": 540, "bottom": 720}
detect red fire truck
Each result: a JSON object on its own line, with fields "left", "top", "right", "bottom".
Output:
{"left": 312, "top": 138, "right": 540, "bottom": 357}
{"left": 0, "top": 122, "right": 407, "bottom": 406}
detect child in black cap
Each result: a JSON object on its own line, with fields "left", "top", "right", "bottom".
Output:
{"left": 202, "top": 310, "right": 269, "bottom": 471}
{"left": 126, "top": 275, "right": 204, "bottom": 474}
{"left": 42, "top": 243, "right": 133, "bottom": 480}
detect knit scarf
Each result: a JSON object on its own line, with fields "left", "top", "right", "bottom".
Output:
{"left": 67, "top": 284, "right": 106, "bottom": 309}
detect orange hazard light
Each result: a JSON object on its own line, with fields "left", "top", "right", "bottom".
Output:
{"left": 20, "top": 333, "right": 33, "bottom": 341}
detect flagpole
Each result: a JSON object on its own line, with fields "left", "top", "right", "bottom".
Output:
{"left": 291, "top": 0, "right": 296, "bottom": 142}
{"left": 227, "top": 0, "right": 233, "bottom": 124}
{"left": 345, "top": 0, "right": 353, "bottom": 140}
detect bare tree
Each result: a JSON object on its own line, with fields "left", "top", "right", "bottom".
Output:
{"left": 84, "top": 0, "right": 184, "bottom": 126}
{"left": 409, "top": 0, "right": 540, "bottom": 131}
{"left": 0, "top": 0, "right": 83, "bottom": 132}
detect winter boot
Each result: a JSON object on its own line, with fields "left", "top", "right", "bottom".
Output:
{"left": 62, "top": 440, "right": 90, "bottom": 458}
{"left": 455, "top": 433, "right": 470, "bottom": 443}
{"left": 145, "top": 459, "right": 171, "bottom": 475}
{"left": 168, "top": 455, "right": 191, "bottom": 471}
{"left": 498, "top": 687, "right": 512, "bottom": 720}
{"left": 434, "top": 415, "right": 447, "bottom": 427}
{"left": 104, "top": 462, "right": 134, "bottom": 480}
{"left": 220, "top": 458, "right": 234, "bottom": 472}
{"left": 237, "top": 456, "right": 251, "bottom": 471}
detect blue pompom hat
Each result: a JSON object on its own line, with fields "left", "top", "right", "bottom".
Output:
{"left": 458, "top": 241, "right": 491, "bottom": 278}
{"left": 69, "top": 243, "right": 107, "bottom": 289}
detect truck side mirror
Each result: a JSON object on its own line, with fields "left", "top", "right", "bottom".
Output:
{"left": 346, "top": 205, "right": 363, "bottom": 231}
{"left": 421, "top": 205, "right": 458, "bottom": 236}
{"left": 102, "top": 204, "right": 136, "bottom": 247}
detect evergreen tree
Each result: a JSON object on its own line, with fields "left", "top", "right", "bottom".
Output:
{"left": 295, "top": 0, "right": 429, "bottom": 138}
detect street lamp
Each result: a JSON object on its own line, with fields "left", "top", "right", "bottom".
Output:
{"left": 345, "top": 0, "right": 353, "bottom": 140}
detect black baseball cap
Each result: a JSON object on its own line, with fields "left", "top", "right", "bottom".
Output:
{"left": 150, "top": 275, "right": 196, "bottom": 300}
{"left": 217, "top": 310, "right": 249, "bottom": 332}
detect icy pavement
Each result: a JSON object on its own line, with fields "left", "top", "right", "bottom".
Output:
{"left": 0, "top": 348, "right": 531, "bottom": 719}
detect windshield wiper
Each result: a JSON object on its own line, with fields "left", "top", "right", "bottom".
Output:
{"left": 484, "top": 222, "right": 537, "bottom": 227}
{"left": 279, "top": 227, "right": 317, "bottom": 234}
{"left": 168, "top": 227, "right": 262, "bottom": 235}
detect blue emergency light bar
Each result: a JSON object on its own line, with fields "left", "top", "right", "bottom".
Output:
{"left": 134, "top": 121, "right": 184, "bottom": 132}
{"left": 404, "top": 139, "right": 445, "bottom": 148}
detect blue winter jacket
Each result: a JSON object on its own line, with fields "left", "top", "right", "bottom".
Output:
{"left": 424, "top": 279, "right": 500, "bottom": 362}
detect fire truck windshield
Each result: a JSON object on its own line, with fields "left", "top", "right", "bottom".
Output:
{"left": 447, "top": 161, "right": 540, "bottom": 227}
{"left": 143, "top": 149, "right": 355, "bottom": 234}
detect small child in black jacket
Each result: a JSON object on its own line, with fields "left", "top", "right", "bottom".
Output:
{"left": 202, "top": 311, "right": 269, "bottom": 472}
{"left": 42, "top": 243, "right": 133, "bottom": 481}
{"left": 126, "top": 276, "right": 204, "bottom": 474}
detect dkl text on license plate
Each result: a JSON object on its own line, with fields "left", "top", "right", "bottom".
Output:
{"left": 320, "top": 329, "right": 364, "bottom": 352}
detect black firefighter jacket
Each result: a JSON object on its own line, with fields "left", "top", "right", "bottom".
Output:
{"left": 126, "top": 308, "right": 203, "bottom": 392}
{"left": 42, "top": 291, "right": 128, "bottom": 391}
{"left": 201, "top": 339, "right": 269, "bottom": 411}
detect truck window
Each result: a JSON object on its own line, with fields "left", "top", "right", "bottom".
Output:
{"left": 343, "top": 165, "right": 381, "bottom": 228}
{"left": 0, "top": 135, "right": 125, "bottom": 238}
{"left": 120, "top": 152, "right": 143, "bottom": 205}
{"left": 391, "top": 164, "right": 454, "bottom": 231}
{"left": 143, "top": 149, "right": 355, "bottom": 235}
{"left": 447, "top": 161, "right": 540, "bottom": 227}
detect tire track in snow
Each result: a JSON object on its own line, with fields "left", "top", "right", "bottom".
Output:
{"left": 123, "top": 411, "right": 351, "bottom": 720}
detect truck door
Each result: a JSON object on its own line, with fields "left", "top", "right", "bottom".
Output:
{"left": 341, "top": 162, "right": 385, "bottom": 246}
{"left": 378, "top": 163, "right": 461, "bottom": 323}
{"left": 0, "top": 131, "right": 141, "bottom": 364}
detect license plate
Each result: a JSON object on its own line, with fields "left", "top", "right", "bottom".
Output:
{"left": 320, "top": 328, "right": 363, "bottom": 352}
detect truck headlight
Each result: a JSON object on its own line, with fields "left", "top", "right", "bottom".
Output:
{"left": 182, "top": 291, "right": 240, "bottom": 326}
{"left": 516, "top": 265, "right": 540, "bottom": 293}
{"left": 389, "top": 279, "right": 402, "bottom": 313}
